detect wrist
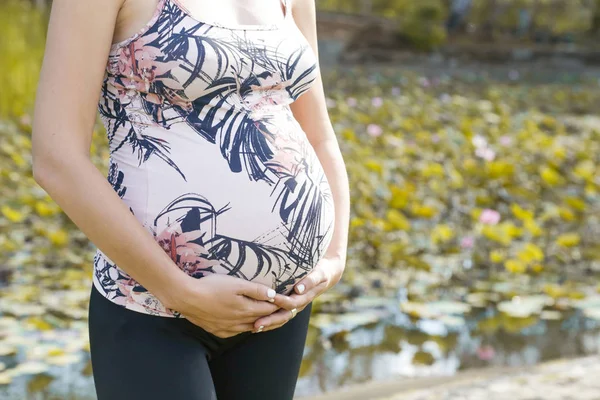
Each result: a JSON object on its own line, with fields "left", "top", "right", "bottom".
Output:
{"left": 154, "top": 270, "right": 196, "bottom": 313}
{"left": 321, "top": 255, "right": 346, "bottom": 290}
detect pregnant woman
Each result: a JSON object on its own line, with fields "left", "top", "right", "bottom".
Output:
{"left": 31, "top": 0, "right": 350, "bottom": 398}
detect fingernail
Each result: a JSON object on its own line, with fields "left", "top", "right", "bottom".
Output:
{"left": 268, "top": 298, "right": 275, "bottom": 303}
{"left": 267, "top": 288, "right": 276, "bottom": 299}
{"left": 257, "top": 325, "right": 264, "bottom": 333}
{"left": 297, "top": 284, "right": 305, "bottom": 294}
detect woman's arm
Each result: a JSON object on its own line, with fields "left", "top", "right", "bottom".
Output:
{"left": 32, "top": 0, "right": 280, "bottom": 336}
{"left": 32, "top": 0, "right": 193, "bottom": 310}
{"left": 253, "top": 0, "right": 351, "bottom": 332}
{"left": 289, "top": 0, "right": 350, "bottom": 284}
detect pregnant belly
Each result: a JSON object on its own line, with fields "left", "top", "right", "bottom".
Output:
{"left": 149, "top": 168, "right": 334, "bottom": 294}
{"left": 95, "top": 118, "right": 335, "bottom": 316}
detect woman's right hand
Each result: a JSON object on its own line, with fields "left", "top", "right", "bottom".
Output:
{"left": 171, "top": 274, "right": 283, "bottom": 338}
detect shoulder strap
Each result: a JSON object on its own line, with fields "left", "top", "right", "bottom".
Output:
{"left": 282, "top": 0, "right": 291, "bottom": 17}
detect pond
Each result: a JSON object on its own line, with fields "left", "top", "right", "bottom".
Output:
{"left": 3, "top": 275, "right": 600, "bottom": 399}
{"left": 2, "top": 2, "right": 600, "bottom": 398}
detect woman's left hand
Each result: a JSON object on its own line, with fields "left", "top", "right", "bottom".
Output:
{"left": 252, "top": 256, "right": 345, "bottom": 333}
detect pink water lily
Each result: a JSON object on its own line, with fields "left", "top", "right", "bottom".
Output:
{"left": 475, "top": 147, "right": 496, "bottom": 161}
{"left": 499, "top": 135, "right": 512, "bottom": 146}
{"left": 371, "top": 97, "right": 383, "bottom": 108}
{"left": 476, "top": 345, "right": 496, "bottom": 361}
{"left": 479, "top": 209, "right": 501, "bottom": 225}
{"left": 367, "top": 123, "right": 383, "bottom": 137}
{"left": 461, "top": 236, "right": 475, "bottom": 249}
{"left": 418, "top": 77, "right": 430, "bottom": 87}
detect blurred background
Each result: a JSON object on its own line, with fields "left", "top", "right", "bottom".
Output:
{"left": 1, "top": 0, "right": 600, "bottom": 399}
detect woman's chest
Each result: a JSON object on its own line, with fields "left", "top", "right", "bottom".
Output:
{"left": 106, "top": 4, "right": 318, "bottom": 108}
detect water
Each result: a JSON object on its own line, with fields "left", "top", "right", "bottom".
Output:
{"left": 2, "top": 302, "right": 600, "bottom": 399}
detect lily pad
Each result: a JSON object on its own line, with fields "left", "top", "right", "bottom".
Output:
{"left": 309, "top": 310, "right": 385, "bottom": 334}
{"left": 400, "top": 300, "right": 471, "bottom": 320}
{"left": 0, "top": 371, "right": 11, "bottom": 385}
{"left": 351, "top": 296, "right": 395, "bottom": 310}
{"left": 12, "top": 361, "right": 48, "bottom": 376}
{"left": 438, "top": 314, "right": 467, "bottom": 328}
{"left": 427, "top": 301, "right": 472, "bottom": 315}
{"left": 46, "top": 353, "right": 81, "bottom": 366}
{"left": 498, "top": 295, "right": 552, "bottom": 318}
{"left": 583, "top": 308, "right": 600, "bottom": 321}
{"left": 400, "top": 301, "right": 438, "bottom": 319}
{"left": 0, "top": 343, "right": 17, "bottom": 356}
{"left": 540, "top": 310, "right": 563, "bottom": 320}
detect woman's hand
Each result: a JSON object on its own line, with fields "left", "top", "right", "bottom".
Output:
{"left": 172, "top": 274, "right": 287, "bottom": 338}
{"left": 251, "top": 256, "right": 345, "bottom": 333}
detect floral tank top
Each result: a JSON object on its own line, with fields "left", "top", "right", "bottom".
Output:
{"left": 92, "top": 0, "right": 336, "bottom": 317}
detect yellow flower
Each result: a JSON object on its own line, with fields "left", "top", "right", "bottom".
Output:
{"left": 565, "top": 197, "right": 586, "bottom": 212}
{"left": 48, "top": 229, "right": 69, "bottom": 247}
{"left": 540, "top": 166, "right": 564, "bottom": 186}
{"left": 35, "top": 201, "right": 58, "bottom": 217}
{"left": 556, "top": 233, "right": 580, "bottom": 247}
{"left": 551, "top": 145, "right": 567, "bottom": 161}
{"left": 365, "top": 160, "right": 383, "bottom": 174}
{"left": 422, "top": 162, "right": 445, "bottom": 178}
{"left": 517, "top": 243, "right": 544, "bottom": 263}
{"left": 342, "top": 128, "right": 357, "bottom": 142}
{"left": 411, "top": 203, "right": 438, "bottom": 219}
{"left": 544, "top": 283, "right": 567, "bottom": 298}
{"left": 482, "top": 225, "right": 511, "bottom": 246}
{"left": 574, "top": 160, "right": 596, "bottom": 181}
{"left": 531, "top": 264, "right": 544, "bottom": 273}
{"left": 389, "top": 184, "right": 413, "bottom": 209}
{"left": 0, "top": 238, "right": 17, "bottom": 252}
{"left": 416, "top": 131, "right": 430, "bottom": 143}
{"left": 486, "top": 161, "right": 515, "bottom": 179}
{"left": 448, "top": 168, "right": 464, "bottom": 189}
{"left": 486, "top": 221, "right": 523, "bottom": 245}
{"left": 470, "top": 208, "right": 482, "bottom": 221}
{"left": 430, "top": 224, "right": 454, "bottom": 244}
{"left": 372, "top": 219, "right": 387, "bottom": 231}
{"left": 558, "top": 207, "right": 576, "bottom": 221}
{"left": 16, "top": 135, "right": 32, "bottom": 149}
{"left": 510, "top": 204, "right": 533, "bottom": 221}
{"left": 1, "top": 205, "right": 25, "bottom": 223}
{"left": 462, "top": 158, "right": 478, "bottom": 173}
{"left": 25, "top": 316, "right": 52, "bottom": 331}
{"left": 489, "top": 250, "right": 505, "bottom": 263}
{"left": 568, "top": 291, "right": 586, "bottom": 300}
{"left": 585, "top": 184, "right": 597, "bottom": 197}
{"left": 384, "top": 209, "right": 411, "bottom": 231}
{"left": 350, "top": 217, "right": 365, "bottom": 229}
{"left": 505, "top": 259, "right": 526, "bottom": 274}
{"left": 11, "top": 153, "right": 26, "bottom": 168}
{"left": 47, "top": 347, "right": 65, "bottom": 357}
{"left": 524, "top": 218, "right": 543, "bottom": 237}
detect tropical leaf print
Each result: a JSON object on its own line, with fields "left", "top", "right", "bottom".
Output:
{"left": 151, "top": 193, "right": 308, "bottom": 293}
{"left": 94, "top": 0, "right": 336, "bottom": 316}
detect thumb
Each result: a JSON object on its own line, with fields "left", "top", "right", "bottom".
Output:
{"left": 294, "top": 268, "right": 324, "bottom": 295}
{"left": 236, "top": 280, "right": 277, "bottom": 302}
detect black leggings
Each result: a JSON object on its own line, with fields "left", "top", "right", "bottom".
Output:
{"left": 88, "top": 284, "right": 312, "bottom": 400}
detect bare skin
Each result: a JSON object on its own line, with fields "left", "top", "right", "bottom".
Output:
{"left": 32, "top": 0, "right": 349, "bottom": 337}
